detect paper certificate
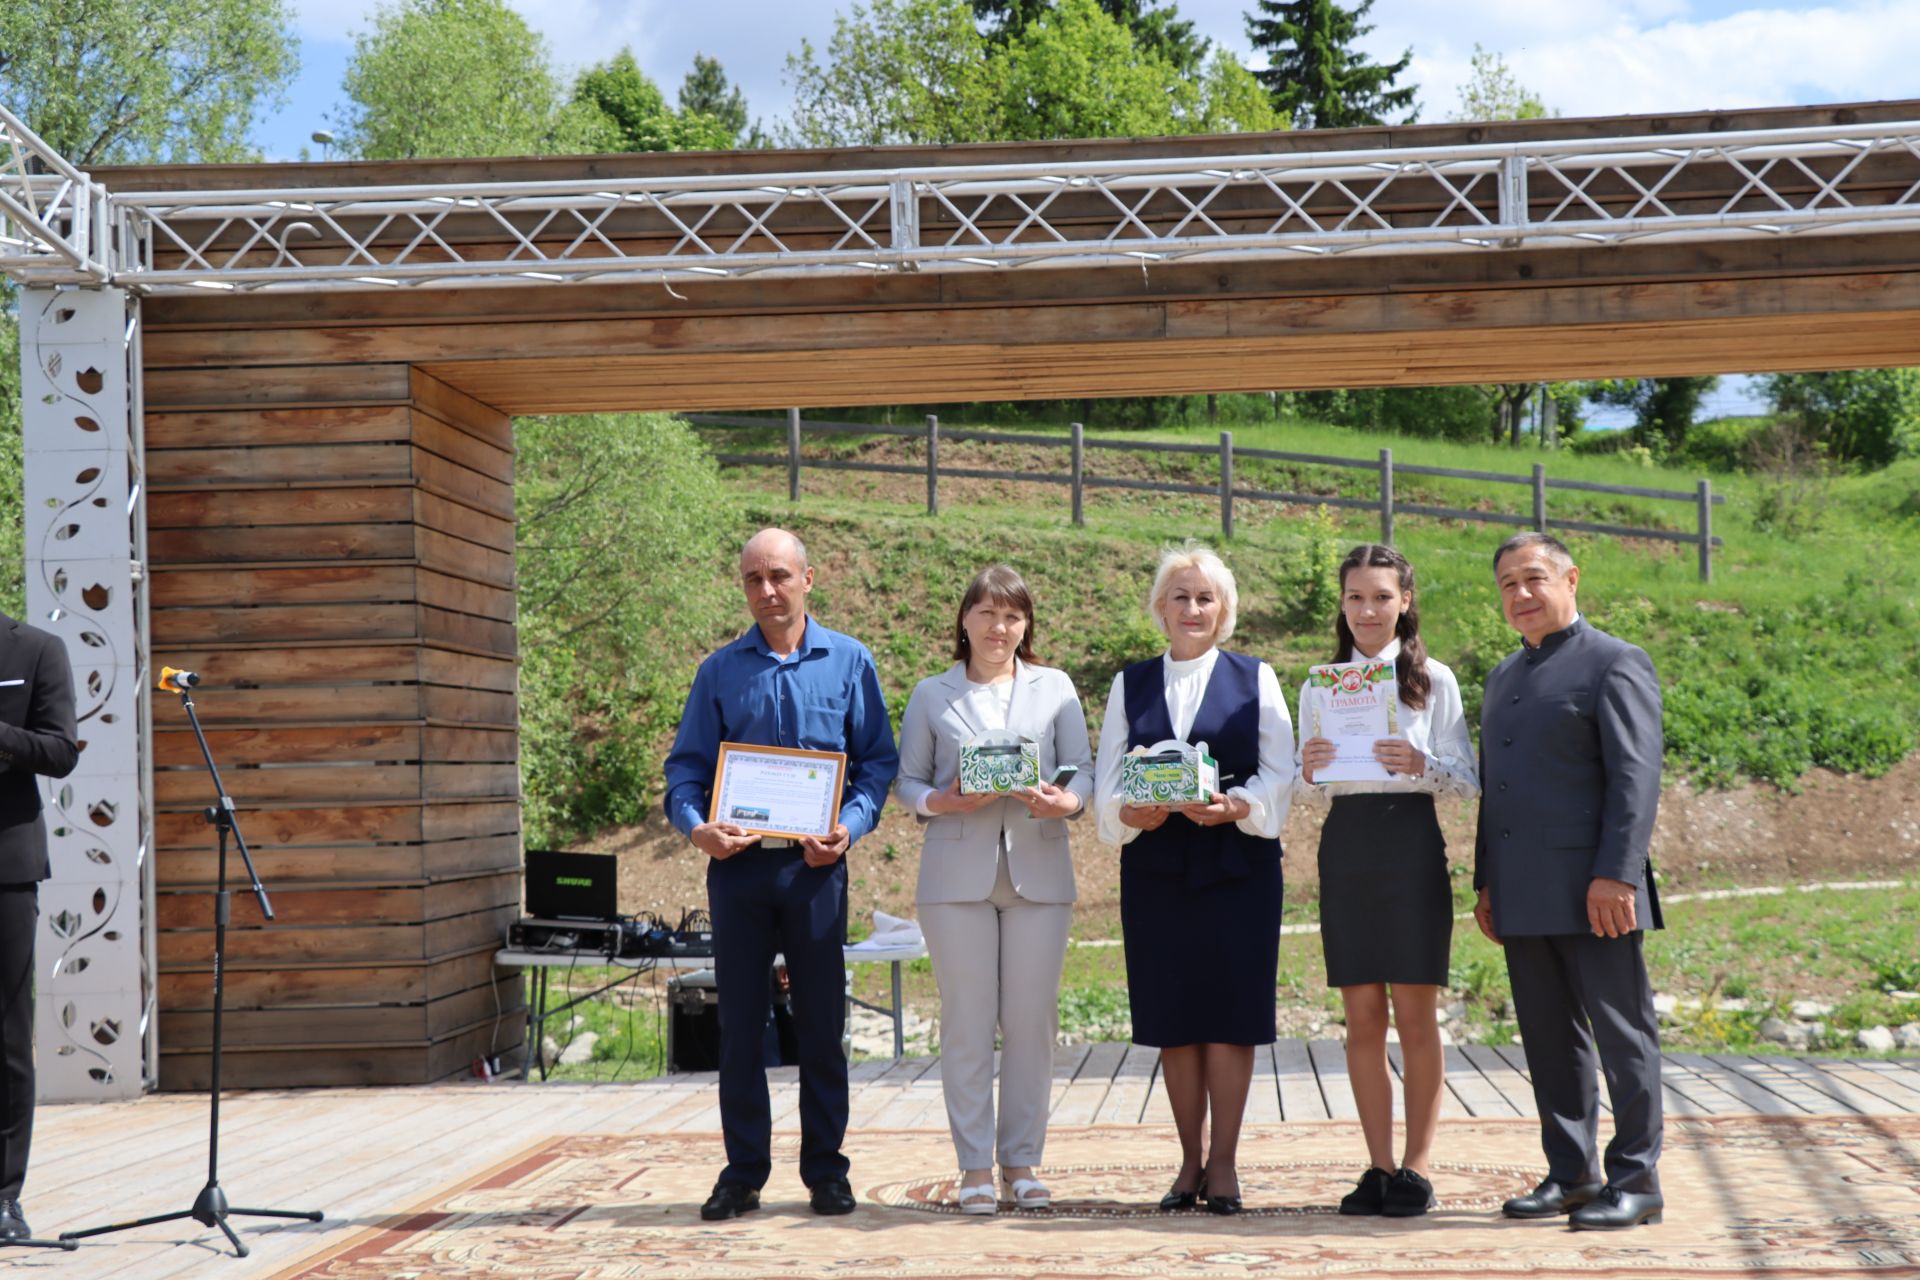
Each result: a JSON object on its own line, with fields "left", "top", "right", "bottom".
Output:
{"left": 709, "top": 742, "right": 847, "bottom": 840}
{"left": 1305, "top": 659, "right": 1401, "bottom": 784}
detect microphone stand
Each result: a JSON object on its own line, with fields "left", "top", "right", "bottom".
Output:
{"left": 60, "top": 679, "right": 323, "bottom": 1257}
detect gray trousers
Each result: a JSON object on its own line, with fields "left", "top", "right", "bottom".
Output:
{"left": 918, "top": 850, "right": 1071, "bottom": 1171}
{"left": 1505, "top": 931, "right": 1664, "bottom": 1194}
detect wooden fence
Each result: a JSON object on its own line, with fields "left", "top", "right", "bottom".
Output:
{"left": 687, "top": 411, "right": 1727, "bottom": 582}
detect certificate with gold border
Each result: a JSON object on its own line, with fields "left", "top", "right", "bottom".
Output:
{"left": 708, "top": 742, "right": 847, "bottom": 840}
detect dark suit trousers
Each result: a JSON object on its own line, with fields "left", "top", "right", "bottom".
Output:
{"left": 1504, "top": 931, "right": 1663, "bottom": 1193}
{"left": 0, "top": 885, "right": 35, "bottom": 1200}
{"left": 707, "top": 848, "right": 849, "bottom": 1190}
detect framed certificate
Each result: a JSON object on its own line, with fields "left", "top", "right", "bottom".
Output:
{"left": 708, "top": 742, "right": 847, "bottom": 840}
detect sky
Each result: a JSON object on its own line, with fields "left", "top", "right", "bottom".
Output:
{"left": 254, "top": 0, "right": 1920, "bottom": 421}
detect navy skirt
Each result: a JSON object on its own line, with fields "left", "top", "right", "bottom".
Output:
{"left": 1318, "top": 792, "right": 1452, "bottom": 988}
{"left": 1119, "top": 853, "right": 1281, "bottom": 1047}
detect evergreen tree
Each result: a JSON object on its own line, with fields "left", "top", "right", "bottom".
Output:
{"left": 974, "top": 0, "right": 1209, "bottom": 74}
{"left": 1244, "top": 0, "right": 1416, "bottom": 130}
{"left": 679, "top": 52, "right": 769, "bottom": 148}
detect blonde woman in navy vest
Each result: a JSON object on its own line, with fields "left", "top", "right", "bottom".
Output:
{"left": 1296, "top": 544, "right": 1478, "bottom": 1218}
{"left": 1092, "top": 543, "right": 1294, "bottom": 1216}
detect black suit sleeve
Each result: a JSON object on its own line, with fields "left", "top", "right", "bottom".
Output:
{"left": 1591, "top": 645, "right": 1662, "bottom": 885}
{"left": 0, "top": 635, "right": 79, "bottom": 779}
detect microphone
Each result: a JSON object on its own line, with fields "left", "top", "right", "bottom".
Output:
{"left": 157, "top": 666, "right": 201, "bottom": 692}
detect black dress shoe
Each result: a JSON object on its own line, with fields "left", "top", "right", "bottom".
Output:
{"left": 1502, "top": 1177, "right": 1603, "bottom": 1219}
{"left": 1382, "top": 1168, "right": 1436, "bottom": 1218}
{"left": 1159, "top": 1174, "right": 1205, "bottom": 1211}
{"left": 1338, "top": 1167, "right": 1392, "bottom": 1216}
{"left": 0, "top": 1200, "right": 28, "bottom": 1242}
{"left": 700, "top": 1182, "right": 760, "bottom": 1221}
{"left": 1569, "top": 1186, "right": 1663, "bottom": 1231}
{"left": 809, "top": 1177, "right": 857, "bottom": 1216}
{"left": 1205, "top": 1193, "right": 1243, "bottom": 1216}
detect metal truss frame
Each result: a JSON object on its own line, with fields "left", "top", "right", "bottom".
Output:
{"left": 0, "top": 104, "right": 112, "bottom": 284}
{"left": 92, "top": 118, "right": 1920, "bottom": 294}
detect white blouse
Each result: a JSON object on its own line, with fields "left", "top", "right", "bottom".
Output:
{"left": 1291, "top": 638, "right": 1480, "bottom": 806}
{"left": 1093, "top": 647, "right": 1296, "bottom": 847}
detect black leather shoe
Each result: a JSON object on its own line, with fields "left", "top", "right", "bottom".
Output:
{"left": 1160, "top": 1173, "right": 1205, "bottom": 1211}
{"left": 700, "top": 1182, "right": 760, "bottom": 1221}
{"left": 1569, "top": 1186, "right": 1663, "bottom": 1231}
{"left": 1502, "top": 1177, "right": 1603, "bottom": 1219}
{"left": 0, "top": 1200, "right": 28, "bottom": 1242}
{"left": 809, "top": 1177, "right": 857, "bottom": 1216}
{"left": 1205, "top": 1192, "right": 1243, "bottom": 1216}
{"left": 1382, "top": 1167, "right": 1436, "bottom": 1217}
{"left": 1338, "top": 1167, "right": 1392, "bottom": 1216}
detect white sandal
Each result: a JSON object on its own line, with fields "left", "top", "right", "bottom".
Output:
{"left": 956, "top": 1182, "right": 998, "bottom": 1216}
{"left": 1003, "top": 1175, "right": 1052, "bottom": 1210}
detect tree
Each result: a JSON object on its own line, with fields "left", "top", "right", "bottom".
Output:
{"left": 0, "top": 0, "right": 298, "bottom": 165}
{"left": 782, "top": 0, "right": 1004, "bottom": 147}
{"left": 679, "top": 53, "right": 768, "bottom": 148}
{"left": 997, "top": 0, "right": 1277, "bottom": 140}
{"left": 339, "top": 0, "right": 571, "bottom": 159}
{"left": 1764, "top": 369, "right": 1920, "bottom": 467}
{"left": 1451, "top": 45, "right": 1552, "bottom": 123}
{"left": 783, "top": 0, "right": 1276, "bottom": 147}
{"left": 1245, "top": 0, "right": 1417, "bottom": 130}
{"left": 570, "top": 52, "right": 737, "bottom": 153}
{"left": 974, "top": 0, "right": 1211, "bottom": 75}
{"left": 1587, "top": 377, "right": 1720, "bottom": 453}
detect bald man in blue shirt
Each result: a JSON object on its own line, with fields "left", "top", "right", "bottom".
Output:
{"left": 665, "top": 528, "right": 898, "bottom": 1221}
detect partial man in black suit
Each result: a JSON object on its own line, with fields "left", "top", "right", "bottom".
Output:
{"left": 1473, "top": 533, "right": 1665, "bottom": 1232}
{"left": 0, "top": 613, "right": 80, "bottom": 1244}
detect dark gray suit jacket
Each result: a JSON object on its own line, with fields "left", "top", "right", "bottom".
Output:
{"left": 1474, "top": 617, "right": 1663, "bottom": 938}
{"left": 0, "top": 613, "right": 80, "bottom": 884}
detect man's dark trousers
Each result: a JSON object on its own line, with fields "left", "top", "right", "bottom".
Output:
{"left": 708, "top": 846, "right": 849, "bottom": 1190}
{"left": 1505, "top": 931, "right": 1663, "bottom": 1193}
{"left": 0, "top": 884, "right": 35, "bottom": 1201}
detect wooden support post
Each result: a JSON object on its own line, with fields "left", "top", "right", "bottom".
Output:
{"left": 1070, "top": 421, "right": 1085, "bottom": 527}
{"left": 786, "top": 407, "right": 800, "bottom": 502}
{"left": 1379, "top": 447, "right": 1394, "bottom": 545}
{"left": 925, "top": 414, "right": 939, "bottom": 517}
{"left": 1698, "top": 478, "right": 1714, "bottom": 583}
{"left": 1532, "top": 463, "right": 1547, "bottom": 531}
{"left": 1219, "top": 430, "right": 1235, "bottom": 539}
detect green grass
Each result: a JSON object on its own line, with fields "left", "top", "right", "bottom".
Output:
{"left": 692, "top": 410, "right": 1920, "bottom": 792}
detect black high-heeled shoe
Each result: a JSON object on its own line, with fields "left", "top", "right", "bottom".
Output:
{"left": 1159, "top": 1173, "right": 1206, "bottom": 1211}
{"left": 1201, "top": 1173, "right": 1242, "bottom": 1215}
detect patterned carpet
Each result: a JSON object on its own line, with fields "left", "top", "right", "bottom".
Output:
{"left": 271, "top": 1117, "right": 1920, "bottom": 1278}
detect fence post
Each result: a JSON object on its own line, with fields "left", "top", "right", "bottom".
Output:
{"left": 926, "top": 414, "right": 939, "bottom": 517}
{"left": 1532, "top": 463, "right": 1547, "bottom": 532}
{"left": 1378, "top": 447, "right": 1394, "bottom": 545}
{"left": 786, "top": 407, "right": 801, "bottom": 502}
{"left": 1697, "top": 478, "right": 1713, "bottom": 583}
{"left": 1219, "top": 430, "right": 1235, "bottom": 539}
{"left": 1070, "top": 422, "right": 1085, "bottom": 527}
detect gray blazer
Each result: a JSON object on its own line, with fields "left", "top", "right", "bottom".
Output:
{"left": 896, "top": 661, "right": 1095, "bottom": 905}
{"left": 1474, "top": 618, "right": 1664, "bottom": 938}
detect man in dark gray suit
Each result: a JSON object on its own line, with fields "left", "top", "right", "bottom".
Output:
{"left": 0, "top": 613, "right": 79, "bottom": 1244}
{"left": 1473, "top": 533, "right": 1665, "bottom": 1232}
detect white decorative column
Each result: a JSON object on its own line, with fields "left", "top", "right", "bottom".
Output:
{"left": 19, "top": 286, "right": 152, "bottom": 1100}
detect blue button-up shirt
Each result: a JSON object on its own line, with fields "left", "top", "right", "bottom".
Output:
{"left": 663, "top": 617, "right": 899, "bottom": 844}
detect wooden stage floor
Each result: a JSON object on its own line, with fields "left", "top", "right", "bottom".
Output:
{"left": 13, "top": 1042, "right": 1920, "bottom": 1277}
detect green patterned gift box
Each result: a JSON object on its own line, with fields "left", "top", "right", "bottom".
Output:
{"left": 959, "top": 730, "right": 1040, "bottom": 794}
{"left": 1120, "top": 739, "right": 1219, "bottom": 805}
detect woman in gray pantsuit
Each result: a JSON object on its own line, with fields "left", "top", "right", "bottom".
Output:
{"left": 896, "top": 565, "right": 1094, "bottom": 1215}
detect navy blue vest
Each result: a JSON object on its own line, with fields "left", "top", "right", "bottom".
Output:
{"left": 1120, "top": 649, "right": 1281, "bottom": 888}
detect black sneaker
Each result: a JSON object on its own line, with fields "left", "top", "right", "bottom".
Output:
{"left": 1381, "top": 1167, "right": 1435, "bottom": 1217}
{"left": 1338, "top": 1167, "right": 1392, "bottom": 1215}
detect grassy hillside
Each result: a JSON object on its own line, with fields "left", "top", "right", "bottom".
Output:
{"left": 679, "top": 413, "right": 1920, "bottom": 794}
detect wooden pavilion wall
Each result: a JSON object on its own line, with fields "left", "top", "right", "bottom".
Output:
{"left": 144, "top": 361, "right": 523, "bottom": 1089}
